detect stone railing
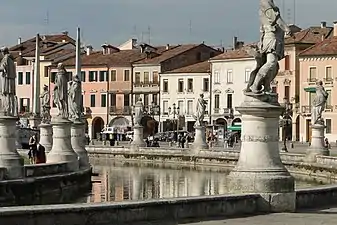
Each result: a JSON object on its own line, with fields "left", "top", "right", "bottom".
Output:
{"left": 23, "top": 162, "right": 68, "bottom": 177}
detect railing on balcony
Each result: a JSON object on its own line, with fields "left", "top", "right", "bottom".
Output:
{"left": 214, "top": 108, "right": 220, "bottom": 114}
{"left": 324, "top": 77, "right": 333, "bottom": 84}
{"left": 134, "top": 81, "right": 160, "bottom": 87}
{"left": 325, "top": 105, "right": 333, "bottom": 112}
{"left": 301, "top": 105, "right": 311, "bottom": 114}
{"left": 109, "top": 106, "right": 132, "bottom": 115}
{"left": 223, "top": 108, "right": 234, "bottom": 117}
{"left": 307, "top": 77, "right": 317, "bottom": 83}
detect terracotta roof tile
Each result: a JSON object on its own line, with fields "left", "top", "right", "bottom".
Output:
{"left": 299, "top": 36, "right": 337, "bottom": 56}
{"left": 134, "top": 44, "right": 199, "bottom": 64}
{"left": 285, "top": 26, "right": 333, "bottom": 44}
{"left": 210, "top": 47, "right": 253, "bottom": 60}
{"left": 163, "top": 60, "right": 210, "bottom": 74}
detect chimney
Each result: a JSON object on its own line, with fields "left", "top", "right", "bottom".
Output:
{"left": 18, "top": 37, "right": 21, "bottom": 45}
{"left": 166, "top": 44, "right": 170, "bottom": 50}
{"left": 62, "top": 31, "right": 69, "bottom": 36}
{"left": 334, "top": 21, "right": 337, "bottom": 37}
{"left": 321, "top": 21, "right": 327, "bottom": 28}
{"left": 86, "top": 45, "right": 93, "bottom": 56}
{"left": 233, "top": 36, "right": 238, "bottom": 50}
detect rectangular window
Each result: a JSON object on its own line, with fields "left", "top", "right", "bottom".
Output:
{"left": 135, "top": 72, "right": 141, "bottom": 84}
{"left": 178, "top": 79, "right": 184, "bottom": 92}
{"left": 178, "top": 100, "right": 184, "bottom": 114}
{"left": 67, "top": 71, "right": 73, "bottom": 81}
{"left": 124, "top": 70, "right": 130, "bottom": 81}
{"left": 227, "top": 70, "right": 233, "bottom": 83}
{"left": 152, "top": 94, "right": 158, "bottom": 105}
{"left": 51, "top": 72, "right": 57, "bottom": 83}
{"left": 99, "top": 71, "right": 107, "bottom": 82}
{"left": 214, "top": 71, "right": 220, "bottom": 83}
{"left": 284, "top": 86, "right": 290, "bottom": 101}
{"left": 326, "top": 66, "right": 332, "bottom": 79}
{"left": 18, "top": 72, "right": 23, "bottom": 85}
{"left": 187, "top": 100, "right": 193, "bottom": 115}
{"left": 110, "top": 94, "right": 116, "bottom": 106}
{"left": 284, "top": 55, "right": 290, "bottom": 70}
{"left": 245, "top": 69, "right": 250, "bottom": 83}
{"left": 163, "top": 79, "right": 168, "bottom": 92}
{"left": 101, "top": 94, "right": 107, "bottom": 107}
{"left": 25, "top": 72, "right": 31, "bottom": 85}
{"left": 326, "top": 119, "right": 332, "bottom": 134}
{"left": 89, "top": 71, "right": 97, "bottom": 82}
{"left": 272, "top": 86, "right": 277, "bottom": 93}
{"left": 144, "top": 72, "right": 149, "bottom": 84}
{"left": 111, "top": 70, "right": 117, "bottom": 81}
{"left": 203, "top": 78, "right": 209, "bottom": 92}
{"left": 81, "top": 71, "right": 86, "bottom": 82}
{"left": 187, "top": 79, "right": 193, "bottom": 92}
{"left": 205, "top": 100, "right": 209, "bottom": 114}
{"left": 90, "top": 94, "right": 96, "bottom": 107}
{"left": 163, "top": 101, "right": 169, "bottom": 114}
{"left": 153, "top": 71, "right": 159, "bottom": 84}
{"left": 227, "top": 94, "right": 233, "bottom": 109}
{"left": 215, "top": 94, "right": 220, "bottom": 109}
{"left": 144, "top": 94, "right": 149, "bottom": 106}
{"left": 124, "top": 94, "right": 130, "bottom": 106}
{"left": 309, "top": 67, "right": 317, "bottom": 79}
{"left": 326, "top": 90, "right": 332, "bottom": 106}
{"left": 135, "top": 94, "right": 140, "bottom": 104}
{"left": 309, "top": 92, "right": 315, "bottom": 106}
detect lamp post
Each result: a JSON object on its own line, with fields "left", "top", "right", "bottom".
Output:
{"left": 281, "top": 98, "right": 292, "bottom": 152}
{"left": 168, "top": 103, "right": 180, "bottom": 142}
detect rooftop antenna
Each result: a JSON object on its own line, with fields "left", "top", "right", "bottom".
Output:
{"left": 189, "top": 20, "right": 192, "bottom": 41}
{"left": 132, "top": 25, "right": 137, "bottom": 39}
{"left": 147, "top": 25, "right": 151, "bottom": 44}
{"left": 287, "top": 8, "right": 291, "bottom": 24}
{"left": 293, "top": 0, "right": 296, "bottom": 25}
{"left": 282, "top": 0, "right": 285, "bottom": 19}
{"left": 44, "top": 10, "right": 49, "bottom": 34}
{"left": 141, "top": 32, "right": 144, "bottom": 43}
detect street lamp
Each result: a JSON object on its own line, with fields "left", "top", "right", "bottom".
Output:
{"left": 168, "top": 103, "right": 180, "bottom": 142}
{"left": 282, "top": 98, "right": 292, "bottom": 152}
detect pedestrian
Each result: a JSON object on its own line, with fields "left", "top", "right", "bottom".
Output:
{"left": 28, "top": 134, "right": 38, "bottom": 164}
{"left": 325, "top": 138, "right": 330, "bottom": 149}
{"left": 36, "top": 142, "right": 46, "bottom": 164}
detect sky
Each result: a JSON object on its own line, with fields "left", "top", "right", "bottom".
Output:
{"left": 0, "top": 0, "right": 337, "bottom": 49}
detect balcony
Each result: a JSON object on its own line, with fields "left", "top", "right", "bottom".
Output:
{"left": 307, "top": 77, "right": 317, "bottom": 85}
{"left": 134, "top": 81, "right": 159, "bottom": 87}
{"left": 109, "top": 106, "right": 132, "bottom": 115}
{"left": 223, "top": 108, "right": 234, "bottom": 117}
{"left": 214, "top": 108, "right": 220, "bottom": 114}
{"left": 301, "top": 105, "right": 311, "bottom": 115}
{"left": 324, "top": 77, "right": 334, "bottom": 85}
{"left": 277, "top": 70, "right": 294, "bottom": 76}
{"left": 326, "top": 105, "right": 333, "bottom": 112}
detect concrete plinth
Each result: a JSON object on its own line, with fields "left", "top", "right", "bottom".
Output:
{"left": 305, "top": 123, "right": 329, "bottom": 162}
{"left": 47, "top": 117, "right": 79, "bottom": 171}
{"left": 0, "top": 116, "right": 23, "bottom": 179}
{"left": 71, "top": 120, "right": 89, "bottom": 168}
{"left": 191, "top": 126, "right": 209, "bottom": 153}
{"left": 130, "top": 125, "right": 146, "bottom": 150}
{"left": 228, "top": 95, "right": 295, "bottom": 212}
{"left": 39, "top": 123, "right": 52, "bottom": 153}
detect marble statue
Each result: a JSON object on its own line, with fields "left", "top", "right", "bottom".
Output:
{"left": 40, "top": 85, "right": 51, "bottom": 123}
{"left": 193, "top": 94, "right": 207, "bottom": 126}
{"left": 0, "top": 47, "right": 18, "bottom": 116}
{"left": 245, "top": 0, "right": 293, "bottom": 95}
{"left": 311, "top": 81, "right": 328, "bottom": 125}
{"left": 53, "top": 63, "right": 68, "bottom": 118}
{"left": 134, "top": 98, "right": 144, "bottom": 126}
{"left": 68, "top": 75, "right": 82, "bottom": 121}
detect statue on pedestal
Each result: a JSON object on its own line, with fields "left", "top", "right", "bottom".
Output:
{"left": 53, "top": 63, "right": 68, "bottom": 118}
{"left": 134, "top": 98, "right": 144, "bottom": 126}
{"left": 40, "top": 85, "right": 51, "bottom": 123}
{"left": 0, "top": 47, "right": 18, "bottom": 117}
{"left": 68, "top": 75, "right": 82, "bottom": 121}
{"left": 311, "top": 81, "right": 328, "bottom": 125}
{"left": 193, "top": 94, "right": 207, "bottom": 126}
{"left": 245, "top": 0, "right": 294, "bottom": 97}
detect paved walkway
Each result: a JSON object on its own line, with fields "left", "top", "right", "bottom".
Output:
{"left": 128, "top": 207, "right": 337, "bottom": 225}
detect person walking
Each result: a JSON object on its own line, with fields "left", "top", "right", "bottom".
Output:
{"left": 28, "top": 134, "right": 38, "bottom": 164}
{"left": 35, "top": 142, "right": 46, "bottom": 164}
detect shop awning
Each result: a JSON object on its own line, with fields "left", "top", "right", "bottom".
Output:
{"left": 227, "top": 125, "right": 241, "bottom": 131}
{"left": 304, "top": 87, "right": 316, "bottom": 93}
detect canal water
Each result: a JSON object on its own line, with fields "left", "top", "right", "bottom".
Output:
{"left": 76, "top": 159, "right": 323, "bottom": 203}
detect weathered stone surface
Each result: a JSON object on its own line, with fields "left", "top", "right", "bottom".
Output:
{"left": 71, "top": 121, "right": 89, "bottom": 168}
{"left": 305, "top": 124, "right": 329, "bottom": 162}
{"left": 39, "top": 123, "right": 52, "bottom": 153}
{"left": 130, "top": 125, "right": 146, "bottom": 150}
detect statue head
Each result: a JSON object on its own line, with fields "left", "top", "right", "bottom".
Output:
{"left": 43, "top": 85, "right": 48, "bottom": 91}
{"left": 200, "top": 93, "right": 204, "bottom": 98}
{"left": 137, "top": 97, "right": 142, "bottom": 102}
{"left": 73, "top": 75, "right": 80, "bottom": 82}
{"left": 57, "top": 63, "right": 65, "bottom": 71}
{"left": 316, "top": 80, "right": 323, "bottom": 86}
{"left": 0, "top": 47, "right": 9, "bottom": 55}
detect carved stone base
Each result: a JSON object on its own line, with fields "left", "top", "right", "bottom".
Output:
{"left": 47, "top": 117, "right": 79, "bottom": 171}
{"left": 39, "top": 123, "right": 52, "bottom": 153}
{"left": 0, "top": 116, "right": 23, "bottom": 179}
{"left": 71, "top": 120, "right": 90, "bottom": 168}
{"left": 228, "top": 95, "right": 295, "bottom": 212}
{"left": 191, "top": 125, "right": 208, "bottom": 153}
{"left": 130, "top": 125, "right": 146, "bottom": 150}
{"left": 305, "top": 123, "right": 329, "bottom": 162}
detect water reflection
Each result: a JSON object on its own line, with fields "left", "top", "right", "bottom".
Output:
{"left": 84, "top": 161, "right": 322, "bottom": 203}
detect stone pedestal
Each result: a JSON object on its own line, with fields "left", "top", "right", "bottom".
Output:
{"left": 39, "top": 123, "right": 53, "bottom": 153}
{"left": 71, "top": 120, "right": 89, "bottom": 168}
{"left": 47, "top": 117, "right": 79, "bottom": 171}
{"left": 0, "top": 116, "right": 23, "bottom": 179}
{"left": 228, "top": 95, "right": 295, "bottom": 212}
{"left": 305, "top": 123, "right": 329, "bottom": 162}
{"left": 130, "top": 125, "right": 146, "bottom": 150}
{"left": 191, "top": 125, "right": 208, "bottom": 153}
{"left": 29, "top": 116, "right": 41, "bottom": 129}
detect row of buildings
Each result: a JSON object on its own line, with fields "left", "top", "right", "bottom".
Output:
{"left": 11, "top": 21, "right": 337, "bottom": 142}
